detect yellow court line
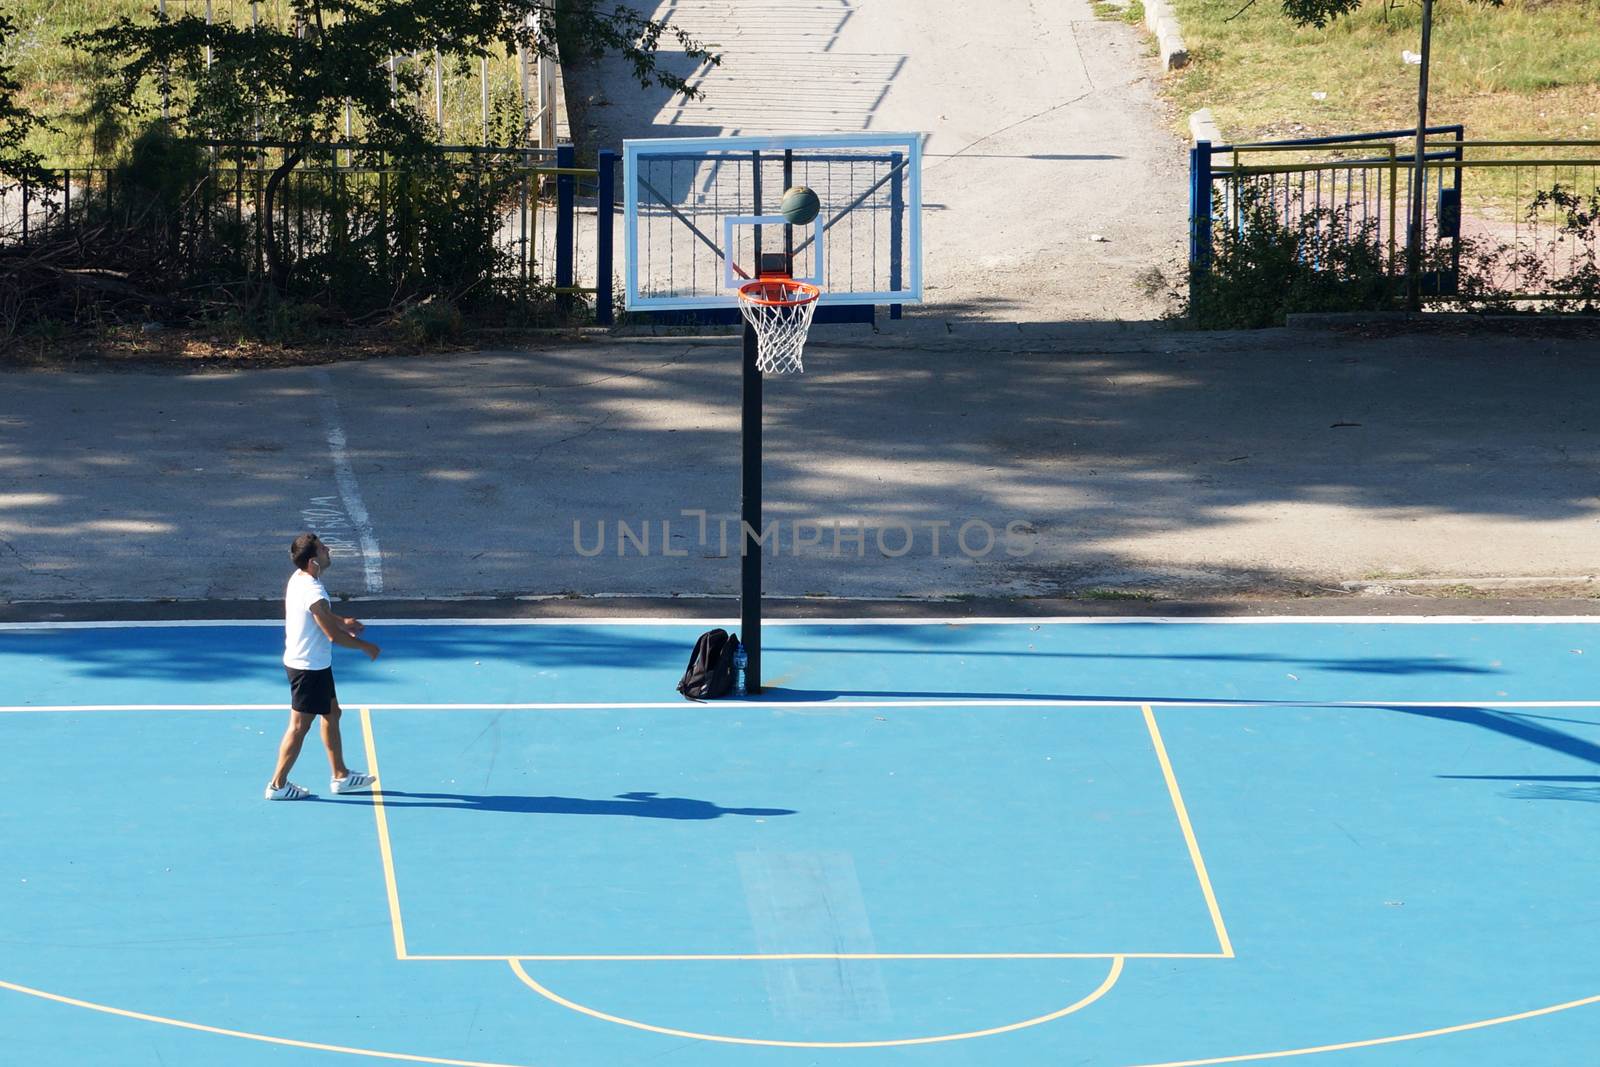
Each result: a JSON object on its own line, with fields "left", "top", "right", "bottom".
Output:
{"left": 507, "top": 955, "right": 1124, "bottom": 1048}
{"left": 358, "top": 706, "right": 1220, "bottom": 964}
{"left": 0, "top": 977, "right": 528, "bottom": 1067}
{"left": 1142, "top": 705, "right": 1234, "bottom": 959}
{"left": 360, "top": 707, "right": 409, "bottom": 960}
{"left": 6, "top": 972, "right": 1600, "bottom": 1065}
{"left": 1126, "top": 991, "right": 1600, "bottom": 1066}
{"left": 363, "top": 701, "right": 1239, "bottom": 964}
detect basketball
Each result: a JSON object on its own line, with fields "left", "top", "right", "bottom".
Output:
{"left": 780, "top": 185, "right": 821, "bottom": 225}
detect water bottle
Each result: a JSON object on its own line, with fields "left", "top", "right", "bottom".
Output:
{"left": 732, "top": 642, "right": 748, "bottom": 697}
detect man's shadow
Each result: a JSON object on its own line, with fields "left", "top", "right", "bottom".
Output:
{"left": 325, "top": 790, "right": 795, "bottom": 820}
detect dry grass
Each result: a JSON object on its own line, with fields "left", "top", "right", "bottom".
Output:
{"left": 0, "top": 320, "right": 524, "bottom": 370}
{"left": 1164, "top": 0, "right": 1600, "bottom": 144}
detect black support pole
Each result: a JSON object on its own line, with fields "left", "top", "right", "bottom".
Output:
{"left": 1406, "top": 0, "right": 1434, "bottom": 313}
{"left": 740, "top": 319, "right": 763, "bottom": 693}
{"left": 784, "top": 149, "right": 794, "bottom": 273}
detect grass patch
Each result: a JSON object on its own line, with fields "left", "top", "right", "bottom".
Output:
{"left": 1093, "top": 0, "right": 1147, "bottom": 21}
{"left": 1081, "top": 589, "right": 1160, "bottom": 601}
{"left": 1165, "top": 0, "right": 1600, "bottom": 144}
{"left": 1434, "top": 583, "right": 1491, "bottom": 598}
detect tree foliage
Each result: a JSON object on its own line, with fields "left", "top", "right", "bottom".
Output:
{"left": 70, "top": 0, "right": 718, "bottom": 289}
{"left": 1278, "top": 0, "right": 1364, "bottom": 29}
{"left": 0, "top": 14, "right": 51, "bottom": 186}
{"left": 1269, "top": 0, "right": 1501, "bottom": 30}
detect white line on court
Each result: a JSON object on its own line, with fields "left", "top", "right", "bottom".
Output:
{"left": 313, "top": 368, "right": 383, "bottom": 594}
{"left": 1, "top": 615, "right": 1598, "bottom": 631}
{"left": 4, "top": 700, "right": 1599, "bottom": 714}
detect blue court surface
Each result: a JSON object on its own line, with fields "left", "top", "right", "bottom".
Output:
{"left": 3, "top": 615, "right": 1599, "bottom": 1066}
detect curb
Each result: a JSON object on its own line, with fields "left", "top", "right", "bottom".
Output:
{"left": 1284, "top": 312, "right": 1412, "bottom": 328}
{"left": 1285, "top": 311, "right": 1600, "bottom": 329}
{"left": 1189, "top": 107, "right": 1222, "bottom": 144}
{"left": 1342, "top": 577, "right": 1598, "bottom": 592}
{"left": 7, "top": 595, "right": 1600, "bottom": 625}
{"left": 1142, "top": 0, "right": 1189, "bottom": 69}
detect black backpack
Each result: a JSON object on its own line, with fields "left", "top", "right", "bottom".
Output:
{"left": 677, "top": 628, "right": 741, "bottom": 700}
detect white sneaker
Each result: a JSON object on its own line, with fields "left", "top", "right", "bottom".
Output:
{"left": 331, "top": 771, "right": 375, "bottom": 794}
{"left": 265, "top": 781, "right": 311, "bottom": 801}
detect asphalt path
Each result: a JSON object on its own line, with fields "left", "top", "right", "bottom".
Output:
{"left": 3, "top": 323, "right": 1597, "bottom": 607}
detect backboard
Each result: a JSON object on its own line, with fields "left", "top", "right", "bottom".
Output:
{"left": 623, "top": 132, "right": 923, "bottom": 313}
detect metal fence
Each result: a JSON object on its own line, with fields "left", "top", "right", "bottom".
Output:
{"left": 1191, "top": 129, "right": 1600, "bottom": 304}
{"left": 1191, "top": 126, "right": 1463, "bottom": 289}
{"left": 0, "top": 142, "right": 601, "bottom": 315}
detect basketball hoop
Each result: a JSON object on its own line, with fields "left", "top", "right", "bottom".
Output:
{"left": 736, "top": 277, "right": 821, "bottom": 374}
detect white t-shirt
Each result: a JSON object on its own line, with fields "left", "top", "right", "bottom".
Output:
{"left": 283, "top": 570, "right": 334, "bottom": 670}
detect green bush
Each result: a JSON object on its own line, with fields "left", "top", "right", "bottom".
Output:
{"left": 1187, "top": 184, "right": 1399, "bottom": 329}
{"left": 399, "top": 299, "right": 464, "bottom": 344}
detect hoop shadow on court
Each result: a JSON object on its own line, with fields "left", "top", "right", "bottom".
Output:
{"left": 323, "top": 789, "right": 796, "bottom": 820}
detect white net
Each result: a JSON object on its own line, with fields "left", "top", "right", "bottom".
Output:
{"left": 737, "top": 279, "right": 821, "bottom": 374}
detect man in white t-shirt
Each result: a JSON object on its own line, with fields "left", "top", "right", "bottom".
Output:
{"left": 266, "top": 533, "right": 383, "bottom": 801}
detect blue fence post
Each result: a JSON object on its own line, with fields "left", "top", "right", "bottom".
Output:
{"left": 596, "top": 149, "right": 616, "bottom": 326}
{"left": 555, "top": 144, "right": 576, "bottom": 311}
{"left": 1189, "top": 140, "right": 1214, "bottom": 289}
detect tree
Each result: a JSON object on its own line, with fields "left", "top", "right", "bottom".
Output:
{"left": 71, "top": 1, "right": 718, "bottom": 293}
{"left": 1277, "top": 0, "right": 1363, "bottom": 29}
{"left": 0, "top": 14, "right": 51, "bottom": 187}
{"left": 1242, "top": 0, "right": 1498, "bottom": 28}
{"left": 1260, "top": 0, "right": 1502, "bottom": 309}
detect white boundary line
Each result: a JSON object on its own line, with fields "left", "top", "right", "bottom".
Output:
{"left": 1, "top": 615, "right": 1598, "bottom": 631}
{"left": 314, "top": 369, "right": 384, "bottom": 595}
{"left": 4, "top": 700, "right": 1599, "bottom": 714}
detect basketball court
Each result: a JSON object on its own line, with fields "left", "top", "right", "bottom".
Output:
{"left": 3, "top": 614, "right": 1599, "bottom": 1065}
{"left": 4, "top": 123, "right": 1598, "bottom": 1067}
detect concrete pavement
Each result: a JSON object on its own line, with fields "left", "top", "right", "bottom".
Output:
{"left": 563, "top": 0, "right": 1188, "bottom": 323}
{"left": 3, "top": 323, "right": 1597, "bottom": 606}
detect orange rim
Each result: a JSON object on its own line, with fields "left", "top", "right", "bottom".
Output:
{"left": 737, "top": 278, "right": 821, "bottom": 307}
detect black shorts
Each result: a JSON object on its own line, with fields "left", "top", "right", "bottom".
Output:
{"left": 285, "top": 666, "right": 338, "bottom": 715}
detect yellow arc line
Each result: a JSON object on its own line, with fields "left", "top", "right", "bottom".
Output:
{"left": 508, "top": 955, "right": 1124, "bottom": 1048}
{"left": 360, "top": 706, "right": 408, "bottom": 959}
{"left": 1142, "top": 704, "right": 1234, "bottom": 958}
{"left": 1125, "top": 991, "right": 1600, "bottom": 1066}
{"left": 5, "top": 973, "right": 1600, "bottom": 1065}
{"left": 0, "top": 977, "right": 528, "bottom": 1067}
